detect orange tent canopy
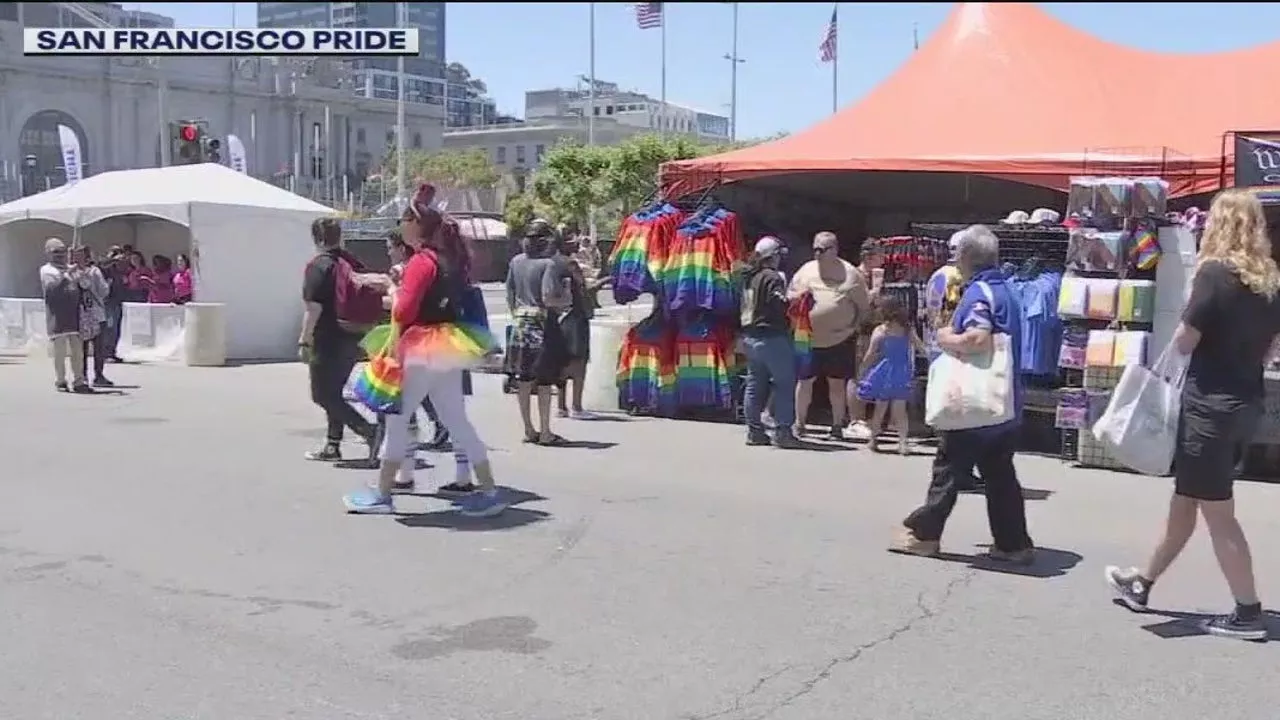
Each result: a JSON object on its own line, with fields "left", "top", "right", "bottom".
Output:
{"left": 663, "top": 2, "right": 1280, "bottom": 199}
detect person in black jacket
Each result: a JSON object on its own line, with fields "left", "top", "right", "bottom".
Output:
{"left": 739, "top": 236, "right": 799, "bottom": 448}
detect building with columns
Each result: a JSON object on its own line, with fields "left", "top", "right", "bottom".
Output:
{"left": 0, "top": 18, "right": 444, "bottom": 203}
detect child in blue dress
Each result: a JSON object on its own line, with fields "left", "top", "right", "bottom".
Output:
{"left": 857, "top": 294, "right": 926, "bottom": 454}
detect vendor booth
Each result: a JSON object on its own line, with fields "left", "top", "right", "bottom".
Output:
{"left": 587, "top": 2, "right": 1280, "bottom": 480}
{"left": 0, "top": 163, "right": 335, "bottom": 361}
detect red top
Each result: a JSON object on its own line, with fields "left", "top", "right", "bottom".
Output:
{"left": 392, "top": 249, "right": 439, "bottom": 327}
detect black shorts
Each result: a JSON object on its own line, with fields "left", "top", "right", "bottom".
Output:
{"left": 803, "top": 335, "right": 858, "bottom": 381}
{"left": 1173, "top": 394, "right": 1261, "bottom": 502}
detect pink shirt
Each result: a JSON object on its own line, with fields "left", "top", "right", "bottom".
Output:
{"left": 147, "top": 270, "right": 175, "bottom": 304}
{"left": 173, "top": 269, "right": 193, "bottom": 300}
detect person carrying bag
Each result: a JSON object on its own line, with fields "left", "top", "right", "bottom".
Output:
{"left": 924, "top": 281, "right": 1015, "bottom": 430}
{"left": 1091, "top": 343, "right": 1187, "bottom": 476}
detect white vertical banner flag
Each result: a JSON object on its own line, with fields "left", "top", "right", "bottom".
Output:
{"left": 57, "top": 124, "right": 82, "bottom": 185}
{"left": 227, "top": 134, "right": 248, "bottom": 173}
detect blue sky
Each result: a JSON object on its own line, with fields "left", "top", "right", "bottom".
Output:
{"left": 127, "top": 2, "right": 1279, "bottom": 140}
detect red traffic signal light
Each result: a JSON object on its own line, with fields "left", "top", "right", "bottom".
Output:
{"left": 179, "top": 125, "right": 198, "bottom": 143}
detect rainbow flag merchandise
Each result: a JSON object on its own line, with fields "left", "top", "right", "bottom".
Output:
{"left": 1128, "top": 221, "right": 1161, "bottom": 271}
{"left": 788, "top": 294, "right": 815, "bottom": 377}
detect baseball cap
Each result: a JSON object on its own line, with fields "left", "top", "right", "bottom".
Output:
{"left": 754, "top": 236, "right": 785, "bottom": 258}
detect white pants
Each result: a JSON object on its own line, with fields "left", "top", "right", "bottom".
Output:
{"left": 384, "top": 366, "right": 487, "bottom": 466}
{"left": 49, "top": 334, "right": 85, "bottom": 385}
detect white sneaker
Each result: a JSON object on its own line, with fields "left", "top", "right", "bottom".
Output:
{"left": 847, "top": 421, "right": 872, "bottom": 440}
{"left": 569, "top": 410, "right": 599, "bottom": 420}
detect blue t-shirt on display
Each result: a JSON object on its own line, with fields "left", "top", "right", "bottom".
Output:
{"left": 1015, "top": 271, "right": 1062, "bottom": 377}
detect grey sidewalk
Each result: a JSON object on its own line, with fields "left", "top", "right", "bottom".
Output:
{"left": 0, "top": 358, "right": 1276, "bottom": 720}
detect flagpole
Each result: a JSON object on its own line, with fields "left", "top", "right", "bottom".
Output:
{"left": 660, "top": 4, "right": 667, "bottom": 137}
{"left": 831, "top": 4, "right": 839, "bottom": 114}
{"left": 913, "top": 22, "right": 919, "bottom": 51}
{"left": 588, "top": 2, "right": 597, "bottom": 239}
{"left": 395, "top": 1, "right": 406, "bottom": 203}
{"left": 729, "top": 3, "right": 740, "bottom": 141}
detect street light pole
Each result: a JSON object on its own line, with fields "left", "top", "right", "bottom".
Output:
{"left": 722, "top": 3, "right": 744, "bottom": 142}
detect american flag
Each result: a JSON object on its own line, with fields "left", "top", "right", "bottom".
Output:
{"left": 818, "top": 7, "right": 838, "bottom": 63}
{"left": 634, "top": 3, "right": 663, "bottom": 30}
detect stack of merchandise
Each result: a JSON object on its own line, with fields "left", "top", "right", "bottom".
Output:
{"left": 1054, "top": 175, "right": 1168, "bottom": 468}
{"left": 610, "top": 200, "right": 746, "bottom": 416}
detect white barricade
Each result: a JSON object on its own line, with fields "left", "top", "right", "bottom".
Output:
{"left": 582, "top": 307, "right": 646, "bottom": 413}
{"left": 0, "top": 297, "right": 225, "bottom": 366}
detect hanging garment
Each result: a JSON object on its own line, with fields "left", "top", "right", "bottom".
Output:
{"left": 788, "top": 293, "right": 815, "bottom": 378}
{"left": 672, "top": 312, "right": 736, "bottom": 410}
{"left": 616, "top": 312, "right": 677, "bottom": 413}
{"left": 666, "top": 207, "right": 745, "bottom": 316}
{"left": 609, "top": 204, "right": 686, "bottom": 304}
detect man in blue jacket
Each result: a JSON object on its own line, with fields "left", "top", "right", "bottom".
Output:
{"left": 891, "top": 225, "right": 1036, "bottom": 563}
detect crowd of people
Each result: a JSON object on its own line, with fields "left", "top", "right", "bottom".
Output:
{"left": 35, "top": 180, "right": 1273, "bottom": 641}
{"left": 38, "top": 241, "right": 194, "bottom": 390}
{"left": 738, "top": 190, "right": 1278, "bottom": 642}
{"left": 297, "top": 185, "right": 609, "bottom": 519}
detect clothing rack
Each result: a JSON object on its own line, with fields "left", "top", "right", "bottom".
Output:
{"left": 909, "top": 222, "right": 1071, "bottom": 269}
{"left": 635, "top": 180, "right": 723, "bottom": 216}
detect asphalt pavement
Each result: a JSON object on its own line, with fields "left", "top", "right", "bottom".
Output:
{"left": 1, "top": 358, "right": 1277, "bottom": 720}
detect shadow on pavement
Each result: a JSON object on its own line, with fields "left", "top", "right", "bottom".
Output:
{"left": 395, "top": 486, "right": 550, "bottom": 532}
{"left": 335, "top": 458, "right": 433, "bottom": 471}
{"left": 1136, "top": 606, "right": 1277, "bottom": 642}
{"left": 953, "top": 485, "right": 1054, "bottom": 501}
{"left": 536, "top": 439, "right": 618, "bottom": 450}
{"left": 925, "top": 546, "right": 1083, "bottom": 579}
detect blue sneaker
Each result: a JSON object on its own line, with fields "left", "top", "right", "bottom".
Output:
{"left": 456, "top": 490, "right": 507, "bottom": 518}
{"left": 343, "top": 488, "right": 394, "bottom": 514}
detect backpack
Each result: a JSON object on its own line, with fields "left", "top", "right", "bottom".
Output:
{"left": 331, "top": 254, "right": 384, "bottom": 332}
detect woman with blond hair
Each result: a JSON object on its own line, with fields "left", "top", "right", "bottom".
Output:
{"left": 1107, "top": 188, "right": 1280, "bottom": 641}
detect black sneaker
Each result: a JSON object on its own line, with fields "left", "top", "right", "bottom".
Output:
{"left": 1204, "top": 609, "right": 1268, "bottom": 642}
{"left": 71, "top": 382, "right": 93, "bottom": 394}
{"left": 436, "top": 481, "right": 478, "bottom": 496}
{"left": 305, "top": 444, "right": 343, "bottom": 462}
{"left": 1105, "top": 565, "right": 1151, "bottom": 612}
{"left": 93, "top": 377, "right": 115, "bottom": 388}
{"left": 746, "top": 431, "right": 771, "bottom": 446}
{"left": 55, "top": 381, "right": 69, "bottom": 392}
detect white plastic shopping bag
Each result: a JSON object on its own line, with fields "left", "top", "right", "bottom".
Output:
{"left": 925, "top": 282, "right": 1016, "bottom": 430}
{"left": 1091, "top": 344, "right": 1186, "bottom": 476}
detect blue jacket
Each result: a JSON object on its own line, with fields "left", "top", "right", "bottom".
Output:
{"left": 949, "top": 268, "right": 1024, "bottom": 436}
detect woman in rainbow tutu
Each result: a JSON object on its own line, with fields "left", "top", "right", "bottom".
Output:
{"left": 343, "top": 185, "right": 505, "bottom": 517}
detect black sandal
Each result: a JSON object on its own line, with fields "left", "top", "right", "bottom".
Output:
{"left": 538, "top": 433, "right": 570, "bottom": 447}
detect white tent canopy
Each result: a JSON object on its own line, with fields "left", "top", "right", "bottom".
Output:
{"left": 0, "top": 164, "right": 335, "bottom": 360}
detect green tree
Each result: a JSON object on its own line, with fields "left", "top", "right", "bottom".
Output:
{"left": 500, "top": 131, "right": 792, "bottom": 232}
{"left": 502, "top": 190, "right": 551, "bottom": 236}
{"left": 382, "top": 147, "right": 501, "bottom": 190}
{"left": 527, "top": 140, "right": 614, "bottom": 227}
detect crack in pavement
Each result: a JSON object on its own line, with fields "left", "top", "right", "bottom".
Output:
{"left": 685, "top": 568, "right": 978, "bottom": 720}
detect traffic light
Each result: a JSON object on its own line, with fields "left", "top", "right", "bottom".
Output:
{"left": 175, "top": 123, "right": 202, "bottom": 164}
{"left": 204, "top": 136, "right": 221, "bottom": 164}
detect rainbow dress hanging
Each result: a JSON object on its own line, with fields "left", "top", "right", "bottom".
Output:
{"left": 609, "top": 204, "right": 685, "bottom": 304}
{"left": 673, "top": 313, "right": 736, "bottom": 409}
{"left": 788, "top": 294, "right": 816, "bottom": 377}
{"left": 616, "top": 313, "right": 677, "bottom": 414}
{"left": 665, "top": 208, "right": 745, "bottom": 317}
